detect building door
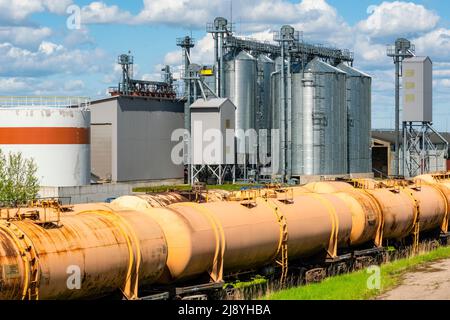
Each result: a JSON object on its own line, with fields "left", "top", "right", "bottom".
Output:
{"left": 91, "top": 124, "right": 112, "bottom": 181}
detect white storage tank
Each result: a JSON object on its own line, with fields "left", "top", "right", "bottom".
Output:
{"left": 0, "top": 97, "right": 91, "bottom": 187}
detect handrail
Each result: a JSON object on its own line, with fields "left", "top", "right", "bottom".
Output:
{"left": 0, "top": 96, "right": 90, "bottom": 110}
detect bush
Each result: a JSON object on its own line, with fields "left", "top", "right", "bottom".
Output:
{"left": 0, "top": 149, "right": 39, "bottom": 205}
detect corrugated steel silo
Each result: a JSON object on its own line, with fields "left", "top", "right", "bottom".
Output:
{"left": 257, "top": 55, "right": 275, "bottom": 131}
{"left": 224, "top": 50, "right": 257, "bottom": 133}
{"left": 224, "top": 51, "right": 257, "bottom": 166}
{"left": 337, "top": 63, "right": 372, "bottom": 173}
{"left": 257, "top": 55, "right": 275, "bottom": 168}
{"left": 301, "top": 58, "right": 348, "bottom": 175}
{"left": 291, "top": 70, "right": 304, "bottom": 176}
{"left": 269, "top": 57, "right": 284, "bottom": 174}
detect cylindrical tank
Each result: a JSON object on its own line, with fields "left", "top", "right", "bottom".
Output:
{"left": 407, "top": 185, "right": 447, "bottom": 233}
{"left": 291, "top": 71, "right": 303, "bottom": 176}
{"left": 365, "top": 189, "right": 416, "bottom": 240}
{"left": 337, "top": 63, "right": 372, "bottom": 174}
{"left": 270, "top": 57, "right": 288, "bottom": 175}
{"left": 257, "top": 55, "right": 275, "bottom": 132}
{"left": 224, "top": 50, "right": 257, "bottom": 167}
{"left": 415, "top": 174, "right": 450, "bottom": 231}
{"left": 0, "top": 106, "right": 90, "bottom": 187}
{"left": 304, "top": 181, "right": 381, "bottom": 246}
{"left": 0, "top": 204, "right": 167, "bottom": 300}
{"left": 113, "top": 192, "right": 353, "bottom": 284}
{"left": 301, "top": 58, "right": 348, "bottom": 175}
{"left": 257, "top": 55, "right": 275, "bottom": 167}
{"left": 113, "top": 193, "right": 188, "bottom": 210}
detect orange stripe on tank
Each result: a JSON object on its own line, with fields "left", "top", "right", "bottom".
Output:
{"left": 0, "top": 127, "right": 90, "bottom": 145}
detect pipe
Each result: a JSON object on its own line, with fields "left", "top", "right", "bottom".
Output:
{"left": 395, "top": 56, "right": 400, "bottom": 176}
{"left": 286, "top": 53, "right": 292, "bottom": 180}
{"left": 219, "top": 33, "right": 225, "bottom": 98}
{"left": 197, "top": 79, "right": 207, "bottom": 100}
{"left": 214, "top": 33, "right": 219, "bottom": 96}
{"left": 280, "top": 44, "right": 286, "bottom": 182}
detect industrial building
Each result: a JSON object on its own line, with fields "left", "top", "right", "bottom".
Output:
{"left": 90, "top": 95, "right": 184, "bottom": 183}
{"left": 372, "top": 130, "right": 449, "bottom": 177}
{"left": 179, "top": 18, "right": 373, "bottom": 184}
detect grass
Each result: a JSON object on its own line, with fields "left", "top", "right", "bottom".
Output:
{"left": 266, "top": 246, "right": 450, "bottom": 300}
{"left": 133, "top": 183, "right": 263, "bottom": 193}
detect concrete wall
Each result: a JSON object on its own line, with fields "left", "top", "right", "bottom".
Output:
{"left": 39, "top": 179, "right": 184, "bottom": 204}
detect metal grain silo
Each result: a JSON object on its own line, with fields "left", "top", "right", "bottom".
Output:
{"left": 291, "top": 70, "right": 304, "bottom": 176}
{"left": 337, "top": 63, "right": 372, "bottom": 174}
{"left": 257, "top": 55, "right": 275, "bottom": 169}
{"left": 270, "top": 57, "right": 284, "bottom": 175}
{"left": 224, "top": 50, "right": 257, "bottom": 133}
{"left": 301, "top": 58, "right": 348, "bottom": 175}
{"left": 257, "top": 55, "right": 275, "bottom": 131}
{"left": 224, "top": 51, "right": 257, "bottom": 166}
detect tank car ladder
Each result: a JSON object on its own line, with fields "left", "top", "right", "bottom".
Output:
{"left": 264, "top": 197, "right": 289, "bottom": 286}
{"left": 403, "top": 188, "right": 421, "bottom": 254}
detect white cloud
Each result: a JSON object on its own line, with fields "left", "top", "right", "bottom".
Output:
{"left": 352, "top": 35, "right": 390, "bottom": 67}
{"left": 0, "top": 41, "right": 107, "bottom": 77}
{"left": 135, "top": 0, "right": 215, "bottom": 27}
{"left": 0, "top": 76, "right": 86, "bottom": 95}
{"left": 0, "top": 0, "right": 72, "bottom": 23}
{"left": 80, "top": 2, "right": 133, "bottom": 24}
{"left": 38, "top": 41, "right": 64, "bottom": 55}
{"left": 357, "top": 1, "right": 439, "bottom": 38}
{"left": 437, "top": 79, "right": 450, "bottom": 88}
{"left": 413, "top": 28, "right": 450, "bottom": 58}
{"left": 0, "top": 27, "right": 52, "bottom": 48}
{"left": 64, "top": 79, "right": 85, "bottom": 91}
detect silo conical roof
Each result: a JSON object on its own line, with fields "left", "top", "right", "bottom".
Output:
{"left": 305, "top": 57, "right": 346, "bottom": 74}
{"left": 336, "top": 63, "right": 371, "bottom": 78}
{"left": 258, "top": 54, "right": 274, "bottom": 63}
{"left": 235, "top": 50, "right": 256, "bottom": 61}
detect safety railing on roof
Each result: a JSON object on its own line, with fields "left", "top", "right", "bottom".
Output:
{"left": 0, "top": 96, "right": 90, "bottom": 110}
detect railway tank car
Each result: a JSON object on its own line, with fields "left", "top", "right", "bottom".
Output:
{"left": 112, "top": 192, "right": 353, "bottom": 284}
{"left": 0, "top": 204, "right": 167, "bottom": 300}
{"left": 305, "top": 180, "right": 448, "bottom": 242}
{"left": 0, "top": 175, "right": 450, "bottom": 300}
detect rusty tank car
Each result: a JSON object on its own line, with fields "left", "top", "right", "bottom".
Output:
{"left": 0, "top": 175, "right": 449, "bottom": 300}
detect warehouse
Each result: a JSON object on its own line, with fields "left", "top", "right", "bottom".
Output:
{"left": 90, "top": 95, "right": 184, "bottom": 183}
{"left": 372, "top": 130, "right": 449, "bottom": 177}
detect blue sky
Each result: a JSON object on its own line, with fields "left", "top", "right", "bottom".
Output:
{"left": 1, "top": 0, "right": 450, "bottom": 131}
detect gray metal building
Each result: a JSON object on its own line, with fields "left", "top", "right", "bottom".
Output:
{"left": 403, "top": 56, "right": 433, "bottom": 123}
{"left": 190, "top": 98, "right": 236, "bottom": 165}
{"left": 90, "top": 96, "right": 184, "bottom": 182}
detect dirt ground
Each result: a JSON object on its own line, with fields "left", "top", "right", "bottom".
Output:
{"left": 378, "top": 259, "right": 450, "bottom": 300}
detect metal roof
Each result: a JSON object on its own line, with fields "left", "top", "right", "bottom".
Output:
{"left": 372, "top": 130, "right": 450, "bottom": 145}
{"left": 305, "top": 57, "right": 346, "bottom": 74}
{"left": 337, "top": 63, "right": 371, "bottom": 78}
{"left": 403, "top": 56, "right": 432, "bottom": 64}
{"left": 190, "top": 98, "right": 235, "bottom": 110}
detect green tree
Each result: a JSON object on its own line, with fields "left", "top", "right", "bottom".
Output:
{"left": 0, "top": 149, "right": 39, "bottom": 205}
